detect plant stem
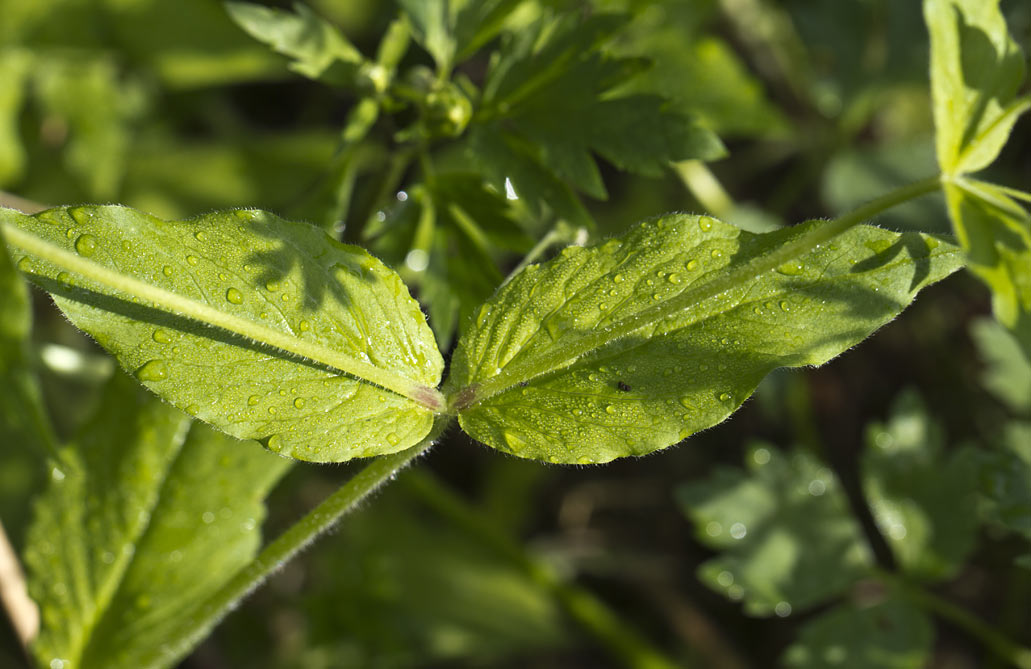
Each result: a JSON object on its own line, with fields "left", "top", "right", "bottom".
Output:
{"left": 458, "top": 175, "right": 943, "bottom": 410}
{"left": 674, "top": 160, "right": 736, "bottom": 220}
{"left": 141, "top": 419, "right": 449, "bottom": 669}
{"left": 0, "top": 217, "right": 446, "bottom": 413}
{"left": 403, "top": 470, "right": 684, "bottom": 669}
{"left": 0, "top": 520, "right": 38, "bottom": 654}
{"left": 502, "top": 222, "right": 589, "bottom": 288}
{"left": 878, "top": 570, "right": 1031, "bottom": 669}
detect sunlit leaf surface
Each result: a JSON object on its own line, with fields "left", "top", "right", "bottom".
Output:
{"left": 449, "top": 214, "right": 964, "bottom": 463}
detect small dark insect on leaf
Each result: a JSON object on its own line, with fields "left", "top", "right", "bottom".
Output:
{"left": 519, "top": 381, "right": 529, "bottom": 387}
{"left": 617, "top": 381, "right": 631, "bottom": 392}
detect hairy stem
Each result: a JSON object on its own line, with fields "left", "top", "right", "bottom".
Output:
{"left": 0, "top": 217, "right": 445, "bottom": 413}
{"left": 674, "top": 160, "right": 736, "bottom": 220}
{"left": 458, "top": 176, "right": 943, "bottom": 409}
{"left": 403, "top": 470, "right": 683, "bottom": 669}
{"left": 140, "top": 418, "right": 448, "bottom": 669}
{"left": 878, "top": 570, "right": 1031, "bottom": 669}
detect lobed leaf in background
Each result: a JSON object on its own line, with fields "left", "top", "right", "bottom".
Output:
{"left": 862, "top": 391, "right": 979, "bottom": 581}
{"left": 24, "top": 372, "right": 290, "bottom": 669}
{"left": 676, "top": 444, "right": 870, "bottom": 617}
{"left": 1, "top": 205, "right": 444, "bottom": 462}
{"left": 782, "top": 599, "right": 933, "bottom": 669}
{"left": 467, "top": 10, "right": 725, "bottom": 228}
{"left": 447, "top": 213, "right": 963, "bottom": 464}
{"left": 926, "top": 0, "right": 1031, "bottom": 355}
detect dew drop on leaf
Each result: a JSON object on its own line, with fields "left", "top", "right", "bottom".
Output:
{"left": 247, "top": 395, "right": 260, "bottom": 406}
{"left": 186, "top": 255, "right": 199, "bottom": 266}
{"left": 226, "top": 288, "right": 244, "bottom": 304}
{"left": 16, "top": 257, "right": 31, "bottom": 272}
{"left": 605, "top": 404, "right": 616, "bottom": 414}
{"left": 267, "top": 434, "right": 283, "bottom": 453}
{"left": 775, "top": 260, "right": 804, "bottom": 276}
{"left": 74, "top": 234, "right": 97, "bottom": 257}
{"left": 293, "top": 398, "right": 305, "bottom": 409}
{"left": 152, "top": 330, "right": 172, "bottom": 344}
{"left": 686, "top": 259, "right": 699, "bottom": 271}
{"left": 698, "top": 218, "right": 712, "bottom": 232}
{"left": 386, "top": 432, "right": 401, "bottom": 446}
{"left": 162, "top": 265, "right": 174, "bottom": 277}
{"left": 298, "top": 320, "right": 310, "bottom": 332}
{"left": 502, "top": 429, "right": 527, "bottom": 453}
{"left": 135, "top": 360, "right": 169, "bottom": 382}
{"left": 711, "top": 249, "right": 723, "bottom": 259}
{"left": 719, "top": 392, "right": 732, "bottom": 402}
{"left": 194, "top": 231, "right": 207, "bottom": 242}
{"left": 667, "top": 273, "right": 682, "bottom": 284}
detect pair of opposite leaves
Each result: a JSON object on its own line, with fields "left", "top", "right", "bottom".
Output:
{"left": 1, "top": 205, "right": 963, "bottom": 464}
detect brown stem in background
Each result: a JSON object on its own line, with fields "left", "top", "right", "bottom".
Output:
{"left": 0, "top": 520, "right": 38, "bottom": 653}
{"left": 0, "top": 192, "right": 46, "bottom": 214}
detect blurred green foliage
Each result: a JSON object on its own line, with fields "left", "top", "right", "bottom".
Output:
{"left": 1, "top": 0, "right": 1029, "bottom": 667}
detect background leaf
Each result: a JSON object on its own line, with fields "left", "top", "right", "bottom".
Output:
{"left": 782, "top": 598, "right": 933, "bottom": 669}
{"left": 676, "top": 444, "right": 870, "bottom": 616}
{"left": 448, "top": 214, "right": 964, "bottom": 463}
{"left": 24, "top": 372, "right": 290, "bottom": 669}
{"left": 225, "top": 1, "right": 364, "bottom": 83}
{"left": 3, "top": 205, "right": 443, "bottom": 462}
{"left": 925, "top": 0, "right": 1030, "bottom": 175}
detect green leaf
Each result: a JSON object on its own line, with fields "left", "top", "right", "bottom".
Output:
{"left": 366, "top": 172, "right": 532, "bottom": 348}
{"left": 398, "top": 0, "right": 455, "bottom": 71}
{"left": 862, "top": 392, "right": 979, "bottom": 580}
{"left": 970, "top": 316, "right": 1031, "bottom": 412}
{"left": 0, "top": 48, "right": 30, "bottom": 186}
{"left": 447, "top": 214, "right": 964, "bottom": 464}
{"left": 0, "top": 225, "right": 54, "bottom": 547}
{"left": 225, "top": 1, "right": 363, "bottom": 83}
{"left": 25, "top": 373, "right": 290, "bottom": 669}
{"left": 676, "top": 445, "right": 871, "bottom": 616}
{"left": 976, "top": 421, "right": 1031, "bottom": 542}
{"left": 477, "top": 12, "right": 724, "bottom": 201}
{"left": 33, "top": 54, "right": 145, "bottom": 199}
{"left": 782, "top": 598, "right": 933, "bottom": 669}
{"left": 943, "top": 179, "right": 1031, "bottom": 356}
{"left": 2, "top": 205, "right": 444, "bottom": 462}
{"left": 925, "top": 0, "right": 1030, "bottom": 175}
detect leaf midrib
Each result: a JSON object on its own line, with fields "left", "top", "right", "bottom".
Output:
{"left": 457, "top": 229, "right": 960, "bottom": 410}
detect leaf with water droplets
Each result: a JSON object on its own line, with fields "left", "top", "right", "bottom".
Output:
{"left": 446, "top": 213, "right": 964, "bottom": 463}
{"left": 1, "top": 205, "right": 444, "bottom": 462}
{"left": 24, "top": 372, "right": 290, "bottom": 669}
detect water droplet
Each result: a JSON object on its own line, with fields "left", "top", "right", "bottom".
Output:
{"left": 186, "top": 404, "right": 199, "bottom": 415}
{"left": 925, "top": 236, "right": 940, "bottom": 250}
{"left": 612, "top": 273, "right": 625, "bottom": 283}
{"left": 698, "top": 218, "right": 712, "bottom": 232}
{"left": 386, "top": 432, "right": 401, "bottom": 446}
{"left": 268, "top": 407, "right": 277, "bottom": 415}
{"left": 293, "top": 397, "right": 305, "bottom": 409}
{"left": 194, "top": 231, "right": 207, "bottom": 242}
{"left": 298, "top": 320, "right": 310, "bottom": 332}
{"left": 667, "top": 273, "right": 682, "bottom": 284}
{"left": 74, "top": 234, "right": 97, "bottom": 257}
{"left": 226, "top": 288, "right": 244, "bottom": 304}
{"left": 57, "top": 272, "right": 72, "bottom": 284}
{"left": 162, "top": 265, "right": 173, "bottom": 277}
{"left": 685, "top": 259, "right": 699, "bottom": 271}
{"left": 267, "top": 434, "right": 283, "bottom": 453}
{"left": 679, "top": 397, "right": 693, "bottom": 409}
{"left": 265, "top": 280, "right": 279, "bottom": 292}
{"left": 186, "top": 255, "right": 199, "bottom": 266}
{"left": 779, "top": 301, "right": 790, "bottom": 311}
{"left": 16, "top": 257, "right": 31, "bottom": 272}
{"left": 775, "top": 260, "right": 804, "bottom": 276}
{"left": 152, "top": 330, "right": 172, "bottom": 344}
{"left": 711, "top": 249, "right": 723, "bottom": 259}
{"left": 135, "top": 360, "right": 168, "bottom": 382}
{"left": 476, "top": 304, "right": 491, "bottom": 327}
{"left": 247, "top": 395, "right": 260, "bottom": 406}
{"left": 719, "top": 392, "right": 732, "bottom": 402}
{"left": 502, "top": 430, "right": 526, "bottom": 453}
{"left": 604, "top": 405, "right": 616, "bottom": 415}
